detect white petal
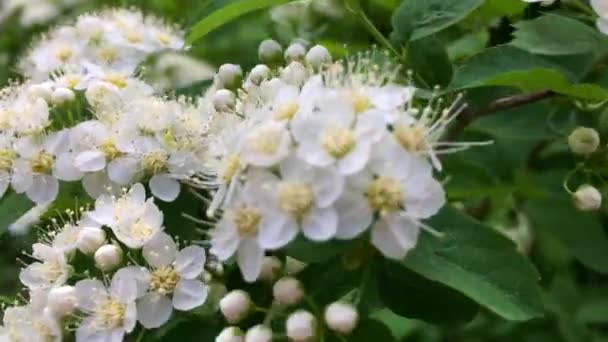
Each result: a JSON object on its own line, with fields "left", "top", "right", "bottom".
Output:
{"left": 210, "top": 218, "right": 240, "bottom": 261}
{"left": 172, "top": 279, "right": 208, "bottom": 311}
{"left": 296, "top": 142, "right": 334, "bottom": 167}
{"left": 54, "top": 153, "right": 84, "bottom": 181}
{"left": 142, "top": 232, "right": 177, "bottom": 268}
{"left": 258, "top": 215, "right": 297, "bottom": 250}
{"left": 136, "top": 293, "right": 173, "bottom": 328}
{"left": 404, "top": 176, "right": 446, "bottom": 219}
{"left": 76, "top": 318, "right": 124, "bottom": 342}
{"left": 82, "top": 171, "right": 115, "bottom": 199}
{"left": 124, "top": 302, "right": 138, "bottom": 333}
{"left": 237, "top": 238, "right": 264, "bottom": 282}
{"left": 75, "top": 279, "right": 108, "bottom": 312}
{"left": 107, "top": 157, "right": 138, "bottom": 185}
{"left": 149, "top": 174, "right": 180, "bottom": 202}
{"left": 311, "top": 167, "right": 343, "bottom": 208}
{"left": 371, "top": 214, "right": 420, "bottom": 260}
{"left": 301, "top": 206, "right": 337, "bottom": 241}
{"left": 26, "top": 175, "right": 58, "bottom": 204}
{"left": 335, "top": 190, "right": 373, "bottom": 240}
{"left": 10, "top": 160, "right": 32, "bottom": 193}
{"left": 110, "top": 272, "right": 138, "bottom": 302}
{"left": 113, "top": 266, "right": 151, "bottom": 298}
{"left": 75, "top": 150, "right": 107, "bottom": 172}
{"left": 174, "top": 246, "right": 206, "bottom": 279}
{"left": 0, "top": 172, "right": 9, "bottom": 198}
{"left": 337, "top": 141, "right": 371, "bottom": 175}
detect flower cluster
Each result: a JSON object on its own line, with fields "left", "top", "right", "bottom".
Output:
{"left": 0, "top": 0, "right": 84, "bottom": 27}
{"left": 1, "top": 183, "right": 209, "bottom": 342}
{"left": 202, "top": 40, "right": 477, "bottom": 282}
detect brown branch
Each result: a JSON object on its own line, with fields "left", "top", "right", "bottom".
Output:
{"left": 448, "top": 89, "right": 555, "bottom": 140}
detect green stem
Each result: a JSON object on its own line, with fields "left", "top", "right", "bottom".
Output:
{"left": 344, "top": 0, "right": 399, "bottom": 56}
{"left": 135, "top": 328, "right": 146, "bottom": 342}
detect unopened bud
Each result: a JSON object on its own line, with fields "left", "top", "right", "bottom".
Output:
{"left": 216, "top": 327, "right": 244, "bottom": 342}
{"left": 213, "top": 89, "right": 236, "bottom": 112}
{"left": 245, "top": 325, "right": 272, "bottom": 342}
{"left": 324, "top": 302, "right": 359, "bottom": 335}
{"left": 219, "top": 290, "right": 251, "bottom": 323}
{"left": 259, "top": 256, "right": 282, "bottom": 282}
{"left": 285, "top": 256, "right": 307, "bottom": 274}
{"left": 47, "top": 285, "right": 78, "bottom": 317}
{"left": 77, "top": 226, "right": 106, "bottom": 255}
{"left": 286, "top": 310, "right": 316, "bottom": 341}
{"left": 306, "top": 45, "right": 332, "bottom": 68}
{"left": 281, "top": 61, "right": 308, "bottom": 86}
{"left": 259, "top": 39, "right": 283, "bottom": 65}
{"left": 574, "top": 184, "right": 602, "bottom": 211}
{"left": 248, "top": 64, "right": 271, "bottom": 85}
{"left": 94, "top": 244, "right": 123, "bottom": 271}
{"left": 568, "top": 127, "right": 600, "bottom": 156}
{"left": 51, "top": 88, "right": 75, "bottom": 105}
{"left": 284, "top": 43, "right": 307, "bottom": 63}
{"left": 217, "top": 64, "right": 243, "bottom": 90}
{"left": 273, "top": 277, "right": 304, "bottom": 305}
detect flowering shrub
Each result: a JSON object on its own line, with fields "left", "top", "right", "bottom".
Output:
{"left": 1, "top": 0, "right": 608, "bottom": 341}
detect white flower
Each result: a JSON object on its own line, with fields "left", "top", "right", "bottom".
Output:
{"left": 324, "top": 302, "right": 358, "bottom": 335}
{"left": 574, "top": 184, "right": 602, "bottom": 211}
{"left": 94, "top": 244, "right": 123, "bottom": 271}
{"left": 20, "top": 243, "right": 71, "bottom": 290}
{"left": 127, "top": 232, "right": 208, "bottom": 328}
{"left": 0, "top": 134, "right": 17, "bottom": 199}
{"left": 245, "top": 325, "right": 272, "bottom": 342}
{"left": 286, "top": 310, "right": 316, "bottom": 341}
{"left": 219, "top": 290, "right": 251, "bottom": 324}
{"left": 74, "top": 273, "right": 138, "bottom": 342}
{"left": 272, "top": 277, "right": 304, "bottom": 305}
{"left": 0, "top": 300, "right": 62, "bottom": 342}
{"left": 47, "top": 285, "right": 78, "bottom": 317}
{"left": 241, "top": 121, "right": 292, "bottom": 167}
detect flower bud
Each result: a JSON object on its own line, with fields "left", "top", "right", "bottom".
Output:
{"left": 285, "top": 256, "right": 307, "bottom": 275}
{"left": 306, "top": 45, "right": 332, "bottom": 68}
{"left": 286, "top": 310, "right": 316, "bottom": 341}
{"left": 281, "top": 61, "right": 308, "bottom": 86}
{"left": 219, "top": 290, "right": 251, "bottom": 323}
{"left": 216, "top": 327, "right": 244, "bottom": 342}
{"left": 574, "top": 184, "right": 602, "bottom": 211}
{"left": 51, "top": 88, "right": 76, "bottom": 105}
{"left": 77, "top": 226, "right": 106, "bottom": 255}
{"left": 273, "top": 277, "right": 304, "bottom": 305}
{"left": 94, "top": 244, "right": 123, "bottom": 271}
{"left": 245, "top": 325, "right": 272, "bottom": 342}
{"left": 47, "top": 285, "right": 78, "bottom": 317}
{"left": 217, "top": 64, "right": 243, "bottom": 90}
{"left": 259, "top": 256, "right": 282, "bottom": 282}
{"left": 568, "top": 127, "right": 600, "bottom": 156}
{"left": 324, "top": 302, "right": 359, "bottom": 335}
{"left": 284, "top": 43, "right": 307, "bottom": 63}
{"left": 213, "top": 89, "right": 236, "bottom": 112}
{"left": 248, "top": 64, "right": 271, "bottom": 85}
{"left": 258, "top": 39, "right": 283, "bottom": 65}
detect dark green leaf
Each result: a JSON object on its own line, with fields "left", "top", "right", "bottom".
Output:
{"left": 327, "top": 318, "right": 396, "bottom": 342}
{"left": 0, "top": 192, "right": 34, "bottom": 235}
{"left": 286, "top": 235, "right": 350, "bottom": 263}
{"left": 407, "top": 36, "right": 453, "bottom": 87}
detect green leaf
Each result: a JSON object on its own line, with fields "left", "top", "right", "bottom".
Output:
{"left": 576, "top": 299, "right": 608, "bottom": 324}
{"left": 0, "top": 192, "right": 34, "bottom": 235}
{"left": 451, "top": 46, "right": 608, "bottom": 100}
{"left": 391, "top": 0, "right": 484, "bottom": 42}
{"left": 286, "top": 236, "right": 350, "bottom": 263}
{"left": 186, "top": 0, "right": 290, "bottom": 44}
{"left": 377, "top": 260, "right": 479, "bottom": 324}
{"left": 524, "top": 199, "right": 608, "bottom": 274}
{"left": 407, "top": 36, "right": 453, "bottom": 87}
{"left": 470, "top": 103, "right": 555, "bottom": 140}
{"left": 512, "top": 14, "right": 607, "bottom": 56}
{"left": 403, "top": 206, "right": 544, "bottom": 321}
{"left": 327, "top": 318, "right": 396, "bottom": 342}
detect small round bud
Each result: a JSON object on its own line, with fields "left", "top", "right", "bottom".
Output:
{"left": 285, "top": 257, "right": 307, "bottom": 275}
{"left": 51, "top": 88, "right": 75, "bottom": 105}
{"left": 217, "top": 64, "right": 243, "bottom": 90}
{"left": 281, "top": 61, "right": 308, "bottom": 86}
{"left": 259, "top": 256, "right": 282, "bottom": 282}
{"left": 245, "top": 325, "right": 272, "bottom": 342}
{"left": 219, "top": 290, "right": 251, "bottom": 323}
{"left": 77, "top": 226, "right": 106, "bottom": 255}
{"left": 306, "top": 45, "right": 332, "bottom": 68}
{"left": 213, "top": 89, "right": 236, "bottom": 112}
{"left": 248, "top": 64, "right": 271, "bottom": 85}
{"left": 258, "top": 39, "right": 283, "bottom": 64}
{"left": 273, "top": 277, "right": 304, "bottom": 305}
{"left": 94, "top": 244, "right": 123, "bottom": 271}
{"left": 286, "top": 310, "right": 316, "bottom": 341}
{"left": 574, "top": 184, "right": 602, "bottom": 211}
{"left": 568, "top": 127, "right": 600, "bottom": 156}
{"left": 27, "top": 83, "right": 53, "bottom": 102}
{"left": 216, "top": 327, "right": 244, "bottom": 342}
{"left": 284, "top": 43, "right": 307, "bottom": 63}
{"left": 47, "top": 285, "right": 78, "bottom": 317}
{"left": 324, "top": 302, "right": 359, "bottom": 335}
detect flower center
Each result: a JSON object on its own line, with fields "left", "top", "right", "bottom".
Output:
{"left": 393, "top": 124, "right": 426, "bottom": 153}
{"left": 221, "top": 154, "right": 241, "bottom": 183}
{"left": 56, "top": 46, "right": 74, "bottom": 62}
{"left": 105, "top": 74, "right": 128, "bottom": 89}
{"left": 130, "top": 220, "right": 155, "bottom": 241}
{"left": 95, "top": 299, "right": 126, "bottom": 329}
{"left": 0, "top": 148, "right": 16, "bottom": 171}
{"left": 157, "top": 32, "right": 172, "bottom": 46}
{"left": 31, "top": 151, "right": 54, "bottom": 174}
{"left": 100, "top": 139, "right": 122, "bottom": 161}
{"left": 65, "top": 75, "right": 81, "bottom": 89}
{"left": 352, "top": 93, "right": 371, "bottom": 113}
{"left": 273, "top": 102, "right": 299, "bottom": 121}
{"left": 142, "top": 151, "right": 168, "bottom": 175}
{"left": 249, "top": 128, "right": 282, "bottom": 155}
{"left": 35, "top": 260, "right": 64, "bottom": 283}
{"left": 99, "top": 47, "right": 119, "bottom": 64}
{"left": 321, "top": 127, "right": 357, "bottom": 159}
{"left": 366, "top": 176, "right": 402, "bottom": 214}
{"left": 234, "top": 205, "right": 261, "bottom": 237}
{"left": 150, "top": 266, "right": 180, "bottom": 295}
{"left": 279, "top": 182, "right": 314, "bottom": 220}
{"left": 124, "top": 30, "right": 143, "bottom": 44}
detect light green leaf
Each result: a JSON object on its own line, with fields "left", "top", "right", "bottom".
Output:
{"left": 404, "top": 206, "right": 544, "bottom": 321}
{"left": 187, "top": 0, "right": 290, "bottom": 44}
{"left": 512, "top": 14, "right": 607, "bottom": 56}
{"left": 391, "top": 0, "right": 484, "bottom": 42}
